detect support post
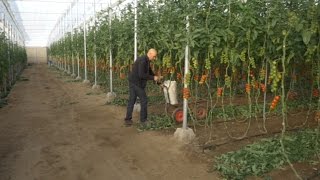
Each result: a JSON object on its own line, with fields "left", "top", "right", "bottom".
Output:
{"left": 106, "top": 0, "right": 116, "bottom": 102}
{"left": 174, "top": 16, "right": 195, "bottom": 143}
{"left": 83, "top": 0, "right": 90, "bottom": 84}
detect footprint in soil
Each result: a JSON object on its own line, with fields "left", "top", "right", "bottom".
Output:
{"left": 40, "top": 146, "right": 70, "bottom": 177}
{"left": 33, "top": 160, "right": 67, "bottom": 177}
{"left": 54, "top": 141, "right": 72, "bottom": 147}
{"left": 94, "top": 132, "right": 121, "bottom": 148}
{"left": 32, "top": 146, "right": 63, "bottom": 174}
{"left": 123, "top": 155, "right": 139, "bottom": 171}
{"left": 77, "top": 167, "right": 94, "bottom": 180}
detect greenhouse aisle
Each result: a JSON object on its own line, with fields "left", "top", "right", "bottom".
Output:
{"left": 0, "top": 64, "right": 217, "bottom": 180}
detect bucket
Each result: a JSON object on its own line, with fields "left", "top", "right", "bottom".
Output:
{"left": 163, "top": 80, "right": 178, "bottom": 105}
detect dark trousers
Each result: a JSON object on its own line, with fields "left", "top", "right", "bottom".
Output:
{"left": 125, "top": 82, "right": 148, "bottom": 122}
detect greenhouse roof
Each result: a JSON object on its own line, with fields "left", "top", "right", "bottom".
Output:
{"left": 8, "top": 0, "right": 117, "bottom": 47}
{"left": 8, "top": 0, "right": 74, "bottom": 47}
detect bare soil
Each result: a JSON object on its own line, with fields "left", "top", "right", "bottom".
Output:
{"left": 0, "top": 64, "right": 218, "bottom": 180}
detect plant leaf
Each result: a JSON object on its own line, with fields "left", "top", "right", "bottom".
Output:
{"left": 302, "top": 30, "right": 312, "bottom": 45}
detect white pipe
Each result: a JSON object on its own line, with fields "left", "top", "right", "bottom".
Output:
{"left": 59, "top": 19, "right": 62, "bottom": 68}
{"left": 183, "top": 16, "right": 190, "bottom": 130}
{"left": 134, "top": 0, "right": 138, "bottom": 61}
{"left": 35, "top": 48, "right": 38, "bottom": 64}
{"left": 64, "top": 15, "right": 67, "bottom": 71}
{"left": 77, "top": 0, "right": 80, "bottom": 78}
{"left": 109, "top": 0, "right": 113, "bottom": 92}
{"left": 5, "top": 15, "right": 11, "bottom": 85}
{"left": 71, "top": 4, "right": 75, "bottom": 75}
{"left": 94, "top": 0, "right": 97, "bottom": 85}
{"left": 84, "top": 0, "right": 88, "bottom": 81}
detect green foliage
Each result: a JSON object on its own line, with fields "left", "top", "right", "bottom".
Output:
{"left": 0, "top": 31, "right": 27, "bottom": 94}
{"left": 48, "top": 0, "right": 319, "bottom": 84}
{"left": 215, "top": 129, "right": 320, "bottom": 179}
{"left": 108, "top": 97, "right": 128, "bottom": 106}
{"left": 0, "top": 32, "right": 9, "bottom": 79}
{"left": 137, "top": 114, "right": 175, "bottom": 131}
{"left": 0, "top": 98, "right": 8, "bottom": 108}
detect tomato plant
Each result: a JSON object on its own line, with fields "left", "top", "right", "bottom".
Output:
{"left": 0, "top": 31, "right": 27, "bottom": 100}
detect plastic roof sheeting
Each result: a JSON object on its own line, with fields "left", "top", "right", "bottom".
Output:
{"left": 8, "top": 0, "right": 118, "bottom": 47}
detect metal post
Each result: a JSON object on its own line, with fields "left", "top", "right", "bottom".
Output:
{"left": 106, "top": 0, "right": 117, "bottom": 102}
{"left": 134, "top": 0, "right": 138, "bottom": 61}
{"left": 61, "top": 17, "right": 63, "bottom": 68}
{"left": 59, "top": 19, "right": 61, "bottom": 69}
{"left": 109, "top": 0, "right": 113, "bottom": 93}
{"left": 71, "top": 4, "right": 75, "bottom": 77}
{"left": 5, "top": 15, "right": 12, "bottom": 87}
{"left": 60, "top": 19, "right": 62, "bottom": 69}
{"left": 93, "top": 0, "right": 97, "bottom": 86}
{"left": 182, "top": 16, "right": 190, "bottom": 130}
{"left": 83, "top": 0, "right": 88, "bottom": 82}
{"left": 9, "top": 23, "right": 12, "bottom": 83}
{"left": 76, "top": 0, "right": 81, "bottom": 80}
{"left": 35, "top": 48, "right": 38, "bottom": 64}
{"left": 63, "top": 15, "right": 67, "bottom": 72}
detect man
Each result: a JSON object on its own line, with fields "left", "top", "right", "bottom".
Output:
{"left": 124, "top": 48, "right": 161, "bottom": 126}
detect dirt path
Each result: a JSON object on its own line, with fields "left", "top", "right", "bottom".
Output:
{"left": 0, "top": 64, "right": 218, "bottom": 180}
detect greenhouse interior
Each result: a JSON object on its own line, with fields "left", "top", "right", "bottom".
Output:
{"left": 0, "top": 0, "right": 319, "bottom": 179}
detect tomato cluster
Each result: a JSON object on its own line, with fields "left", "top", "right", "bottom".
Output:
{"left": 194, "top": 75, "right": 199, "bottom": 81}
{"left": 269, "top": 61, "right": 281, "bottom": 93}
{"left": 183, "top": 88, "right": 191, "bottom": 99}
{"left": 225, "top": 75, "right": 231, "bottom": 88}
{"left": 205, "top": 58, "right": 211, "bottom": 70}
{"left": 240, "top": 49, "right": 246, "bottom": 62}
{"left": 260, "top": 83, "right": 266, "bottom": 93}
{"left": 287, "top": 90, "right": 298, "bottom": 100}
{"left": 253, "top": 81, "right": 259, "bottom": 90}
{"left": 176, "top": 73, "right": 182, "bottom": 80}
{"left": 199, "top": 75, "right": 207, "bottom": 85}
{"left": 169, "top": 67, "right": 175, "bottom": 74}
{"left": 184, "top": 73, "right": 191, "bottom": 85}
{"left": 270, "top": 96, "right": 280, "bottom": 110}
{"left": 313, "top": 89, "right": 319, "bottom": 97}
{"left": 245, "top": 83, "right": 251, "bottom": 94}
{"left": 192, "top": 58, "right": 199, "bottom": 70}
{"left": 120, "top": 73, "right": 126, "bottom": 79}
{"left": 315, "top": 111, "right": 320, "bottom": 122}
{"left": 214, "top": 68, "right": 220, "bottom": 78}
{"left": 163, "top": 54, "right": 172, "bottom": 68}
{"left": 217, "top": 87, "right": 223, "bottom": 97}
{"left": 259, "top": 69, "right": 266, "bottom": 81}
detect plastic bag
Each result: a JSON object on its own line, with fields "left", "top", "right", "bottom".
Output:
{"left": 163, "top": 80, "right": 178, "bottom": 105}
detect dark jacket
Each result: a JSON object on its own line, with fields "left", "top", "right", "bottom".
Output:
{"left": 128, "top": 55, "right": 155, "bottom": 88}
